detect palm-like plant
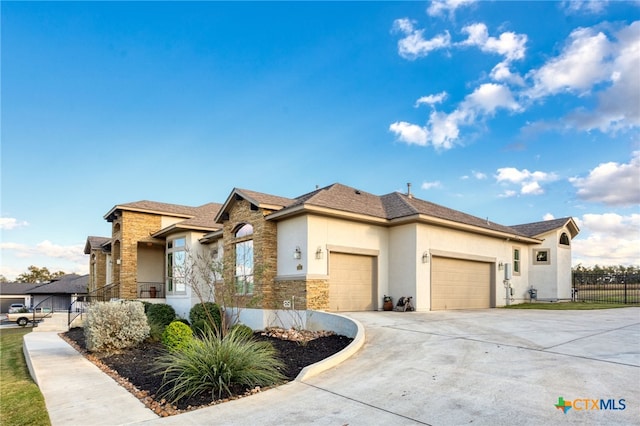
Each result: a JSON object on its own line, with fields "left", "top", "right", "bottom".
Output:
{"left": 156, "top": 326, "right": 285, "bottom": 402}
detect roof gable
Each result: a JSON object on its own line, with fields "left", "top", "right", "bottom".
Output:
{"left": 214, "top": 188, "right": 293, "bottom": 223}
{"left": 510, "top": 217, "right": 579, "bottom": 239}
{"left": 84, "top": 236, "right": 111, "bottom": 254}
{"left": 104, "top": 200, "right": 200, "bottom": 222}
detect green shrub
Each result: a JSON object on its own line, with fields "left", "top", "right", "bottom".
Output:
{"left": 189, "top": 302, "right": 222, "bottom": 334}
{"left": 156, "top": 326, "right": 285, "bottom": 402}
{"left": 146, "top": 303, "right": 176, "bottom": 328}
{"left": 140, "top": 301, "right": 152, "bottom": 313}
{"left": 162, "top": 321, "right": 194, "bottom": 352}
{"left": 190, "top": 319, "right": 211, "bottom": 338}
{"left": 230, "top": 323, "right": 254, "bottom": 339}
{"left": 175, "top": 318, "right": 191, "bottom": 326}
{"left": 148, "top": 320, "right": 165, "bottom": 342}
{"left": 84, "top": 301, "right": 150, "bottom": 352}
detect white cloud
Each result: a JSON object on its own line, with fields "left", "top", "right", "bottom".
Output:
{"left": 427, "top": 0, "right": 476, "bottom": 18}
{"left": 460, "top": 23, "right": 527, "bottom": 61}
{"left": 526, "top": 26, "right": 612, "bottom": 98}
{"left": 561, "top": 0, "right": 609, "bottom": 15}
{"left": 473, "top": 171, "right": 487, "bottom": 180}
{"left": 389, "top": 121, "right": 429, "bottom": 146}
{"left": 0, "top": 217, "right": 29, "bottom": 230}
{"left": 415, "top": 92, "right": 447, "bottom": 107}
{"left": 421, "top": 181, "right": 442, "bottom": 190}
{"left": 498, "top": 190, "right": 517, "bottom": 198}
{"left": 465, "top": 83, "right": 520, "bottom": 114}
{"left": 572, "top": 213, "right": 640, "bottom": 267}
{"left": 543, "top": 213, "right": 555, "bottom": 220}
{"left": 490, "top": 61, "right": 525, "bottom": 85}
{"left": 495, "top": 167, "right": 559, "bottom": 195}
{"left": 392, "top": 18, "right": 451, "bottom": 60}
{"left": 392, "top": 83, "right": 520, "bottom": 150}
{"left": 1, "top": 240, "right": 85, "bottom": 261}
{"left": 569, "top": 151, "right": 640, "bottom": 206}
{"left": 0, "top": 240, "right": 88, "bottom": 280}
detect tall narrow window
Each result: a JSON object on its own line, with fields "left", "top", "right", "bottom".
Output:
{"left": 559, "top": 233, "right": 570, "bottom": 246}
{"left": 234, "top": 223, "right": 254, "bottom": 295}
{"left": 513, "top": 248, "right": 521, "bottom": 275}
{"left": 167, "top": 237, "right": 186, "bottom": 295}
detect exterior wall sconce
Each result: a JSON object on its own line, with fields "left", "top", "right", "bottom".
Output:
{"left": 294, "top": 246, "right": 302, "bottom": 260}
{"left": 498, "top": 262, "right": 504, "bottom": 270}
{"left": 422, "top": 251, "right": 430, "bottom": 263}
{"left": 315, "top": 247, "right": 323, "bottom": 260}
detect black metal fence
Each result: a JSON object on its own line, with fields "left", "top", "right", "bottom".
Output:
{"left": 572, "top": 272, "right": 640, "bottom": 304}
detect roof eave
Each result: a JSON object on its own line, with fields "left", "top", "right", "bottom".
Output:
{"left": 390, "top": 214, "right": 542, "bottom": 243}
{"left": 104, "top": 205, "right": 194, "bottom": 222}
{"left": 152, "top": 223, "right": 221, "bottom": 239}
{"left": 267, "top": 204, "right": 388, "bottom": 225}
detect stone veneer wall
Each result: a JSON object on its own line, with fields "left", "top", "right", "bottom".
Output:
{"left": 89, "top": 250, "right": 108, "bottom": 293}
{"left": 113, "top": 211, "right": 162, "bottom": 299}
{"left": 272, "top": 278, "right": 330, "bottom": 311}
{"left": 222, "top": 199, "right": 278, "bottom": 309}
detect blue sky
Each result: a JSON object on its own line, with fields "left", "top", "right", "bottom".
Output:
{"left": 1, "top": 1, "right": 639, "bottom": 279}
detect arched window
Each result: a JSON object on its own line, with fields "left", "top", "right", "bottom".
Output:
{"left": 233, "top": 223, "right": 254, "bottom": 295}
{"left": 559, "top": 233, "right": 570, "bottom": 246}
{"left": 235, "top": 223, "right": 253, "bottom": 238}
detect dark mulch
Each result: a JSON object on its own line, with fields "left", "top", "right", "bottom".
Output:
{"left": 61, "top": 328, "right": 352, "bottom": 416}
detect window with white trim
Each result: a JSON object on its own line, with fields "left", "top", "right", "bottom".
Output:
{"left": 167, "top": 237, "right": 186, "bottom": 295}
{"left": 513, "top": 247, "right": 521, "bottom": 275}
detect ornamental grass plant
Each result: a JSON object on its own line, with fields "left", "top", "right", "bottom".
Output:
{"left": 156, "top": 326, "right": 285, "bottom": 402}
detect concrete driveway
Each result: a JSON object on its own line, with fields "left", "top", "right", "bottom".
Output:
{"left": 140, "top": 308, "right": 640, "bottom": 426}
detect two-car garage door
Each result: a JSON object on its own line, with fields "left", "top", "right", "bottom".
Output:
{"left": 431, "top": 256, "right": 491, "bottom": 310}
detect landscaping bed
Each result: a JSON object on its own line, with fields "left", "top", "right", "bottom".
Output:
{"left": 62, "top": 327, "right": 352, "bottom": 416}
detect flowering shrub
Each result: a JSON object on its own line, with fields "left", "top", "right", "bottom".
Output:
{"left": 84, "top": 301, "right": 150, "bottom": 352}
{"left": 162, "top": 320, "right": 194, "bottom": 352}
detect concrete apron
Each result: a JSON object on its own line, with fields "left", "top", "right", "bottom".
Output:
{"left": 134, "top": 308, "right": 639, "bottom": 426}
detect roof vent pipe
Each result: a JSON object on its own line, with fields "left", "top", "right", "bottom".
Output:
{"left": 407, "top": 182, "right": 413, "bottom": 198}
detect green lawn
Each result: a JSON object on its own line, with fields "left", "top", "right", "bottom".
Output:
{"left": 0, "top": 327, "right": 51, "bottom": 426}
{"left": 504, "top": 302, "right": 633, "bottom": 310}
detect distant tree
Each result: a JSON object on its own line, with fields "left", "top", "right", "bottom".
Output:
{"left": 0, "top": 274, "right": 9, "bottom": 283}
{"left": 15, "top": 265, "right": 66, "bottom": 283}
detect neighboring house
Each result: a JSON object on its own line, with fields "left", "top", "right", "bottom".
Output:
{"left": 87, "top": 183, "right": 579, "bottom": 317}
{"left": 0, "top": 283, "right": 37, "bottom": 312}
{"left": 28, "top": 274, "right": 89, "bottom": 312}
{"left": 0, "top": 275, "right": 89, "bottom": 312}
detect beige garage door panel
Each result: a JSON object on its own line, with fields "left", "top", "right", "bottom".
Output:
{"left": 432, "top": 257, "right": 491, "bottom": 310}
{"left": 329, "top": 253, "right": 375, "bottom": 312}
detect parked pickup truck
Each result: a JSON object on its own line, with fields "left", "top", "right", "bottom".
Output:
{"left": 7, "top": 308, "right": 52, "bottom": 326}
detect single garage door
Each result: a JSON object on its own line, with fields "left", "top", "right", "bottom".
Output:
{"left": 431, "top": 257, "right": 491, "bottom": 310}
{"left": 329, "top": 253, "right": 376, "bottom": 311}
{"left": 1, "top": 298, "right": 27, "bottom": 313}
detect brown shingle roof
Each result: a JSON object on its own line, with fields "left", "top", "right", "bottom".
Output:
{"left": 104, "top": 200, "right": 200, "bottom": 222}
{"left": 234, "top": 188, "right": 294, "bottom": 209}
{"left": 510, "top": 217, "right": 578, "bottom": 238}
{"left": 289, "top": 183, "right": 388, "bottom": 218}
{"left": 84, "top": 236, "right": 111, "bottom": 254}
{"left": 266, "top": 183, "right": 537, "bottom": 239}
{"left": 178, "top": 203, "right": 223, "bottom": 228}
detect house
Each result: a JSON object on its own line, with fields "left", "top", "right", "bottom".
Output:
{"left": 0, "top": 274, "right": 89, "bottom": 312}
{"left": 28, "top": 274, "right": 89, "bottom": 311}
{"left": 86, "top": 183, "right": 579, "bottom": 318}
{"left": 1, "top": 283, "right": 38, "bottom": 312}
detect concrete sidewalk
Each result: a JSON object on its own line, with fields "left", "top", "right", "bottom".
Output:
{"left": 24, "top": 308, "right": 640, "bottom": 426}
{"left": 23, "top": 332, "right": 158, "bottom": 425}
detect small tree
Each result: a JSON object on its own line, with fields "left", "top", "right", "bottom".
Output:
{"left": 180, "top": 246, "right": 264, "bottom": 336}
{"left": 15, "top": 265, "right": 66, "bottom": 283}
